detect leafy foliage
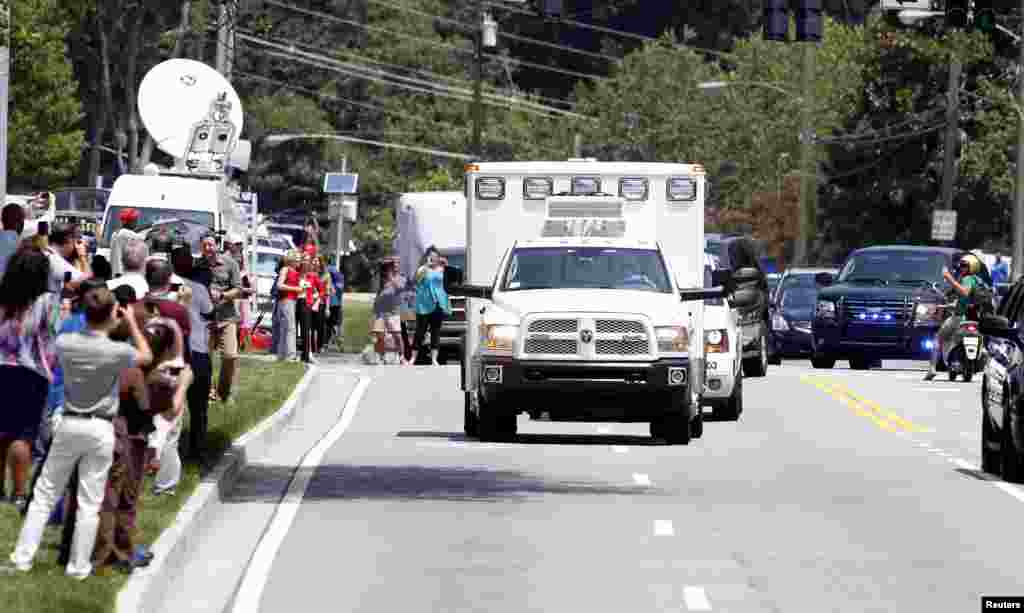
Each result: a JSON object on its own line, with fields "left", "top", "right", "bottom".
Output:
{"left": 8, "top": 0, "right": 84, "bottom": 189}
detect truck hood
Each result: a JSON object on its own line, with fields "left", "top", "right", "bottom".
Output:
{"left": 492, "top": 289, "right": 687, "bottom": 324}
{"left": 817, "top": 283, "right": 942, "bottom": 303}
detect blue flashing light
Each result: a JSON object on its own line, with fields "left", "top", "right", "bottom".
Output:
{"left": 923, "top": 338, "right": 935, "bottom": 350}
{"left": 883, "top": 314, "right": 892, "bottom": 321}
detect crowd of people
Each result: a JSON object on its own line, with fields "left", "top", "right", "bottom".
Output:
{"left": 270, "top": 240, "right": 344, "bottom": 364}
{"left": 0, "top": 203, "right": 253, "bottom": 579}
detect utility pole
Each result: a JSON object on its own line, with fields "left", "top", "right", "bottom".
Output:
{"left": 573, "top": 133, "right": 582, "bottom": 157}
{"left": 1014, "top": 0, "right": 1024, "bottom": 280}
{"left": 0, "top": 0, "right": 9, "bottom": 204}
{"left": 794, "top": 41, "right": 817, "bottom": 267}
{"left": 472, "top": 0, "right": 484, "bottom": 160}
{"left": 940, "top": 58, "right": 962, "bottom": 246}
{"left": 215, "top": 0, "right": 236, "bottom": 80}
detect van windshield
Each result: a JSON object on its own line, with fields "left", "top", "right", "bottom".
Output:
{"left": 501, "top": 247, "right": 671, "bottom": 292}
{"left": 100, "top": 206, "right": 215, "bottom": 248}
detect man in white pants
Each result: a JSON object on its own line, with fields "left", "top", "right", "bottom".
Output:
{"left": 2, "top": 285, "right": 152, "bottom": 580}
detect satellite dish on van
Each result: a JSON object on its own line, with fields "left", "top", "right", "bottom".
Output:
{"left": 137, "top": 59, "right": 244, "bottom": 162}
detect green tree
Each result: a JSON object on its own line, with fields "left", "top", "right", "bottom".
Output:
{"left": 9, "top": 0, "right": 84, "bottom": 189}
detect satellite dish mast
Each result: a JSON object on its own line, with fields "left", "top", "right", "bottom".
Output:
{"left": 137, "top": 59, "right": 244, "bottom": 177}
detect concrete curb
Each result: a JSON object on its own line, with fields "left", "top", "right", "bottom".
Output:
{"left": 116, "top": 365, "right": 321, "bottom": 613}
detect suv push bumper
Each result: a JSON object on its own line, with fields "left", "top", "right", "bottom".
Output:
{"left": 477, "top": 356, "right": 693, "bottom": 422}
{"left": 812, "top": 324, "right": 938, "bottom": 360}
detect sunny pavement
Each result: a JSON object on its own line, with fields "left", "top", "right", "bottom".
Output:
{"left": 163, "top": 357, "right": 1024, "bottom": 612}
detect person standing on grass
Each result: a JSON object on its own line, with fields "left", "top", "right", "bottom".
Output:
{"left": 0, "top": 248, "right": 63, "bottom": 512}
{"left": 326, "top": 255, "right": 345, "bottom": 348}
{"left": 197, "top": 235, "right": 242, "bottom": 405}
{"left": 274, "top": 250, "right": 303, "bottom": 363}
{"left": 4, "top": 286, "right": 152, "bottom": 580}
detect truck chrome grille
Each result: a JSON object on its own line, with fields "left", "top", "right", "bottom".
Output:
{"left": 596, "top": 339, "right": 648, "bottom": 355}
{"left": 529, "top": 319, "right": 579, "bottom": 333}
{"left": 524, "top": 339, "right": 578, "bottom": 354}
{"left": 595, "top": 319, "right": 645, "bottom": 334}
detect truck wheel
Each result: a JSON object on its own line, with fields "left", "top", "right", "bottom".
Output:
{"left": 690, "top": 410, "right": 704, "bottom": 439}
{"left": 464, "top": 392, "right": 479, "bottom": 438}
{"left": 1001, "top": 395, "right": 1024, "bottom": 483}
{"left": 849, "top": 357, "right": 873, "bottom": 370}
{"left": 477, "top": 393, "right": 515, "bottom": 442}
{"left": 742, "top": 336, "right": 768, "bottom": 378}
{"left": 981, "top": 380, "right": 999, "bottom": 473}
{"left": 713, "top": 375, "right": 743, "bottom": 422}
{"left": 810, "top": 355, "right": 836, "bottom": 369}
{"left": 963, "top": 363, "right": 974, "bottom": 383}
{"left": 652, "top": 408, "right": 691, "bottom": 445}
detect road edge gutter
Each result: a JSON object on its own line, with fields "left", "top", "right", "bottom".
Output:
{"left": 116, "top": 364, "right": 320, "bottom": 613}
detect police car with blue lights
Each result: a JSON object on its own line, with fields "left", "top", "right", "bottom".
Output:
{"left": 449, "top": 160, "right": 761, "bottom": 444}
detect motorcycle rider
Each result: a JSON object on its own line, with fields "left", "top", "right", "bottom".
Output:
{"left": 924, "top": 254, "right": 985, "bottom": 381}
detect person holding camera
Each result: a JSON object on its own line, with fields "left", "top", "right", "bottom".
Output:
{"left": 5, "top": 285, "right": 152, "bottom": 580}
{"left": 197, "top": 235, "right": 242, "bottom": 404}
{"left": 411, "top": 246, "right": 451, "bottom": 366}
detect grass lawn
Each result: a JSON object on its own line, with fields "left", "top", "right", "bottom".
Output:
{"left": 0, "top": 358, "right": 306, "bottom": 613}
{"left": 340, "top": 299, "right": 373, "bottom": 354}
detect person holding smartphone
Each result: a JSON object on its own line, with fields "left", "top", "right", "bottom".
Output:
{"left": 46, "top": 223, "right": 92, "bottom": 297}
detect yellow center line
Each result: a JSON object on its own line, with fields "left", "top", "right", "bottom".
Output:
{"left": 800, "top": 375, "right": 928, "bottom": 434}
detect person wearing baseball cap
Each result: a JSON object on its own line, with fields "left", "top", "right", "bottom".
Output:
{"left": 111, "top": 209, "right": 143, "bottom": 278}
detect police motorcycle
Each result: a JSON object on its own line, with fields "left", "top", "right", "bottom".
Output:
{"left": 936, "top": 284, "right": 995, "bottom": 383}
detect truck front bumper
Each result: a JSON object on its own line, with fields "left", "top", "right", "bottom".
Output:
{"left": 476, "top": 356, "right": 694, "bottom": 422}
{"left": 812, "top": 323, "right": 938, "bottom": 360}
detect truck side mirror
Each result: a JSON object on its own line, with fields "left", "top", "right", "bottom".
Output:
{"left": 980, "top": 314, "right": 1013, "bottom": 338}
{"left": 443, "top": 265, "right": 464, "bottom": 294}
{"left": 815, "top": 272, "right": 834, "bottom": 286}
{"left": 680, "top": 287, "right": 725, "bottom": 303}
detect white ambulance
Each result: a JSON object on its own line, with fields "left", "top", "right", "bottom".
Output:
{"left": 453, "top": 159, "right": 761, "bottom": 444}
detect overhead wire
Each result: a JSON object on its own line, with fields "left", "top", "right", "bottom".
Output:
{"left": 235, "top": 26, "right": 575, "bottom": 109}
{"left": 264, "top": 0, "right": 609, "bottom": 82}
{"left": 237, "top": 32, "right": 593, "bottom": 120}
{"left": 364, "top": 0, "right": 623, "bottom": 64}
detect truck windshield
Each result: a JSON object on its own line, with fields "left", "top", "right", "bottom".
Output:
{"left": 100, "top": 206, "right": 215, "bottom": 248}
{"left": 501, "top": 247, "right": 672, "bottom": 292}
{"left": 838, "top": 251, "right": 946, "bottom": 286}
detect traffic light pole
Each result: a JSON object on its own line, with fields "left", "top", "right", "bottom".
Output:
{"left": 939, "top": 59, "right": 961, "bottom": 248}
{"left": 794, "top": 41, "right": 817, "bottom": 267}
{"left": 1014, "top": 0, "right": 1024, "bottom": 280}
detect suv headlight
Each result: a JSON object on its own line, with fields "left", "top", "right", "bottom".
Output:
{"left": 816, "top": 300, "right": 836, "bottom": 320}
{"left": 481, "top": 324, "right": 518, "bottom": 352}
{"left": 656, "top": 326, "right": 689, "bottom": 353}
{"left": 914, "top": 303, "right": 943, "bottom": 326}
{"left": 771, "top": 312, "right": 789, "bottom": 331}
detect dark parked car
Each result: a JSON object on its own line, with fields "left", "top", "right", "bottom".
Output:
{"left": 769, "top": 268, "right": 837, "bottom": 362}
{"left": 980, "top": 281, "right": 1024, "bottom": 481}
{"left": 717, "top": 236, "right": 776, "bottom": 376}
{"left": 812, "top": 246, "right": 991, "bottom": 370}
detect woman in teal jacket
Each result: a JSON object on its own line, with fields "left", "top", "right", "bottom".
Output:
{"left": 411, "top": 247, "right": 451, "bottom": 365}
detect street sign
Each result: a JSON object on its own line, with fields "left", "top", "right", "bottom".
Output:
{"left": 323, "top": 173, "right": 359, "bottom": 194}
{"left": 931, "top": 209, "right": 957, "bottom": 241}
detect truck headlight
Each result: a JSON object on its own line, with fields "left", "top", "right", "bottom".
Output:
{"left": 481, "top": 324, "right": 518, "bottom": 352}
{"left": 771, "top": 312, "right": 789, "bottom": 331}
{"left": 656, "top": 326, "right": 688, "bottom": 353}
{"left": 705, "top": 329, "right": 729, "bottom": 353}
{"left": 914, "top": 303, "right": 942, "bottom": 326}
{"left": 816, "top": 300, "right": 836, "bottom": 320}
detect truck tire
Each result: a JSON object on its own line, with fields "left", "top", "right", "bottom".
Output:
{"left": 477, "top": 393, "right": 516, "bottom": 442}
{"left": 742, "top": 335, "right": 768, "bottom": 378}
{"left": 849, "top": 356, "right": 873, "bottom": 370}
{"left": 713, "top": 374, "right": 743, "bottom": 421}
{"left": 464, "top": 392, "right": 479, "bottom": 438}
{"left": 810, "top": 354, "right": 836, "bottom": 369}
{"left": 981, "top": 379, "right": 999, "bottom": 474}
{"left": 690, "top": 410, "right": 704, "bottom": 439}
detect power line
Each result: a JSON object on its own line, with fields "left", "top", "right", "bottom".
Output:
{"left": 365, "top": 0, "right": 622, "bottom": 64}
{"left": 266, "top": 132, "right": 474, "bottom": 160}
{"left": 814, "top": 122, "right": 946, "bottom": 147}
{"left": 233, "top": 70, "right": 526, "bottom": 143}
{"left": 480, "top": 0, "right": 738, "bottom": 59}
{"left": 264, "top": 0, "right": 609, "bottom": 82}
{"left": 238, "top": 32, "right": 593, "bottom": 120}
{"left": 236, "top": 26, "right": 575, "bottom": 109}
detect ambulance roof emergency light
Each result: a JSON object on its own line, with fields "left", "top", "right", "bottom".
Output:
{"left": 619, "top": 177, "right": 648, "bottom": 201}
{"left": 476, "top": 177, "right": 505, "bottom": 200}
{"left": 667, "top": 177, "right": 697, "bottom": 201}
{"left": 523, "top": 177, "right": 553, "bottom": 200}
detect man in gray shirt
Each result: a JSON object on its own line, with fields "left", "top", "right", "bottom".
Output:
{"left": 6, "top": 285, "right": 152, "bottom": 580}
{"left": 197, "top": 235, "right": 243, "bottom": 404}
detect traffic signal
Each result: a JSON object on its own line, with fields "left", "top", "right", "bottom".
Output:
{"left": 764, "top": 0, "right": 788, "bottom": 42}
{"left": 973, "top": 0, "right": 997, "bottom": 33}
{"left": 946, "top": 0, "right": 969, "bottom": 28}
{"left": 795, "top": 0, "right": 823, "bottom": 42}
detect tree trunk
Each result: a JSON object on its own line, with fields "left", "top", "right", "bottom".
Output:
{"left": 124, "top": 4, "right": 146, "bottom": 173}
{"left": 97, "top": 9, "right": 116, "bottom": 187}
{"left": 138, "top": 0, "right": 192, "bottom": 169}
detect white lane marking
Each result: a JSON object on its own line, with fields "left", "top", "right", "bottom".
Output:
{"left": 611, "top": 445, "right": 628, "bottom": 453}
{"left": 229, "top": 376, "right": 372, "bottom": 613}
{"left": 683, "top": 586, "right": 713, "bottom": 611}
{"left": 953, "top": 458, "right": 1024, "bottom": 504}
{"left": 653, "top": 520, "right": 674, "bottom": 536}
{"left": 597, "top": 425, "right": 613, "bottom": 434}
{"left": 633, "top": 473, "right": 651, "bottom": 486}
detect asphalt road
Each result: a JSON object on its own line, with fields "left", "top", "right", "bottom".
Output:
{"left": 210, "top": 358, "right": 1024, "bottom": 612}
